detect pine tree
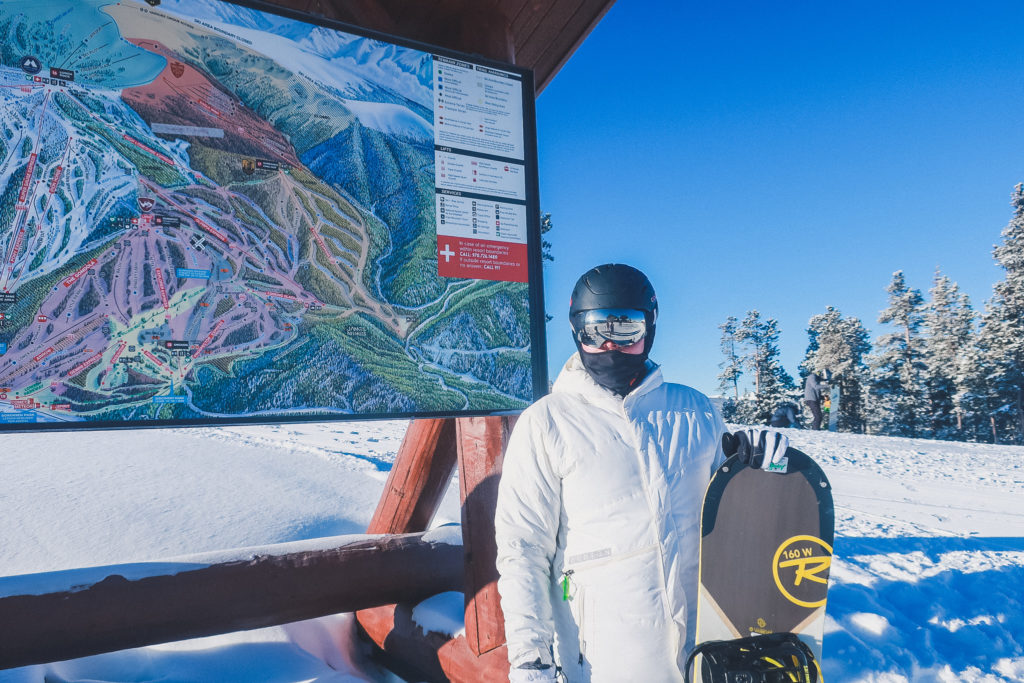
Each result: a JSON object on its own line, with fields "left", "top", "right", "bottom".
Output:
{"left": 540, "top": 212, "right": 554, "bottom": 264}
{"left": 735, "top": 310, "right": 795, "bottom": 424}
{"left": 952, "top": 342, "right": 995, "bottom": 443}
{"left": 541, "top": 212, "right": 554, "bottom": 322}
{"left": 718, "top": 316, "right": 743, "bottom": 400}
{"left": 978, "top": 184, "right": 1024, "bottom": 443}
{"left": 922, "top": 270, "right": 977, "bottom": 440}
{"left": 801, "top": 307, "right": 871, "bottom": 432}
{"left": 868, "top": 271, "right": 927, "bottom": 436}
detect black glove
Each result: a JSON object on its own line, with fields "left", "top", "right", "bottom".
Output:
{"left": 721, "top": 428, "right": 789, "bottom": 473}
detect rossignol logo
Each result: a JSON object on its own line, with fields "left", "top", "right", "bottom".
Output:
{"left": 750, "top": 616, "right": 771, "bottom": 635}
{"left": 772, "top": 535, "right": 832, "bottom": 608}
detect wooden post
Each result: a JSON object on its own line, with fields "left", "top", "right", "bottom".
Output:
{"left": 456, "top": 415, "right": 514, "bottom": 655}
{"left": 368, "top": 418, "right": 459, "bottom": 535}
{"left": 356, "top": 416, "right": 515, "bottom": 682}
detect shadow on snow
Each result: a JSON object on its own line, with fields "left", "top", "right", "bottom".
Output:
{"left": 824, "top": 536, "right": 1024, "bottom": 681}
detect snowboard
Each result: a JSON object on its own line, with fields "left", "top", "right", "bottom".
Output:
{"left": 694, "top": 447, "right": 834, "bottom": 669}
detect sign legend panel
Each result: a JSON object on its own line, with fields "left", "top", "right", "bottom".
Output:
{"left": 433, "top": 57, "right": 528, "bottom": 283}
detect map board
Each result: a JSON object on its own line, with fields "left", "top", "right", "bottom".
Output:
{"left": 0, "top": 0, "right": 546, "bottom": 430}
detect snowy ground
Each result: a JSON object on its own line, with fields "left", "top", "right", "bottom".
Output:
{"left": 1, "top": 421, "right": 1022, "bottom": 682}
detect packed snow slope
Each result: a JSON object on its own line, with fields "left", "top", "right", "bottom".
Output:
{"left": 0, "top": 422, "right": 1022, "bottom": 682}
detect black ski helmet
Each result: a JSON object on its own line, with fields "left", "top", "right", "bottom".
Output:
{"left": 569, "top": 263, "right": 658, "bottom": 351}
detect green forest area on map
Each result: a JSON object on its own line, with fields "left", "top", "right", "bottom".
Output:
{"left": 0, "top": 0, "right": 533, "bottom": 424}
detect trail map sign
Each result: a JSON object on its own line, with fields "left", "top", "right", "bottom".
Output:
{"left": 0, "top": 0, "right": 545, "bottom": 430}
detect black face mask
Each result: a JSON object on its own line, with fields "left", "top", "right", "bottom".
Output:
{"left": 576, "top": 346, "right": 649, "bottom": 396}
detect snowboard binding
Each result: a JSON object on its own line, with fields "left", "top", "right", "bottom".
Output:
{"left": 684, "top": 632, "right": 821, "bottom": 683}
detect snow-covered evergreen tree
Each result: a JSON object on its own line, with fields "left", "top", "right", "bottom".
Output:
{"left": 922, "top": 269, "right": 978, "bottom": 440}
{"left": 978, "top": 184, "right": 1024, "bottom": 444}
{"left": 718, "top": 316, "right": 743, "bottom": 400}
{"left": 801, "top": 307, "right": 871, "bottom": 432}
{"left": 952, "top": 342, "right": 996, "bottom": 443}
{"left": 717, "top": 316, "right": 744, "bottom": 422}
{"left": 868, "top": 271, "right": 927, "bottom": 436}
{"left": 735, "top": 310, "right": 796, "bottom": 424}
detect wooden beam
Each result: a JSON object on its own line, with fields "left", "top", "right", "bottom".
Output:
{"left": 368, "top": 418, "right": 460, "bottom": 535}
{"left": 522, "top": 0, "right": 617, "bottom": 92}
{"left": 0, "top": 533, "right": 461, "bottom": 671}
{"left": 456, "top": 415, "right": 515, "bottom": 656}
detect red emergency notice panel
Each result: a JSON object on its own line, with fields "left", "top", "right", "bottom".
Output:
{"left": 437, "top": 236, "right": 528, "bottom": 283}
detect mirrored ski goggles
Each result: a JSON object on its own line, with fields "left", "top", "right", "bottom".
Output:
{"left": 572, "top": 308, "right": 648, "bottom": 349}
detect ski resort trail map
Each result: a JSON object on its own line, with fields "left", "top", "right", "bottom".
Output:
{"left": 0, "top": 0, "right": 536, "bottom": 426}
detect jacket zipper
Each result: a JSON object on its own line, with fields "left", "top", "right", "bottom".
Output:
{"left": 560, "top": 543, "right": 660, "bottom": 667}
{"left": 620, "top": 398, "right": 677, "bottom": 650}
{"left": 577, "top": 582, "right": 585, "bottom": 665}
{"left": 561, "top": 569, "right": 586, "bottom": 665}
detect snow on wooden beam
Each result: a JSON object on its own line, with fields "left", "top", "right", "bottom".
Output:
{"left": 358, "top": 601, "right": 510, "bottom": 683}
{"left": 0, "top": 531, "right": 462, "bottom": 671}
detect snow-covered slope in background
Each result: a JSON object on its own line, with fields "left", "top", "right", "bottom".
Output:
{"left": 1, "top": 423, "right": 1022, "bottom": 682}
{"left": 155, "top": 0, "right": 434, "bottom": 109}
{"left": 341, "top": 100, "right": 432, "bottom": 141}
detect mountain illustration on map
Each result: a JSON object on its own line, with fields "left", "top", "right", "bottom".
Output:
{"left": 0, "top": 0, "right": 535, "bottom": 426}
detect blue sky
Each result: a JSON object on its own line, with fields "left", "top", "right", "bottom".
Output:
{"left": 534, "top": 0, "right": 1024, "bottom": 396}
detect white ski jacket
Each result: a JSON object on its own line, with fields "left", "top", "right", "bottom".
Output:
{"left": 495, "top": 353, "right": 727, "bottom": 682}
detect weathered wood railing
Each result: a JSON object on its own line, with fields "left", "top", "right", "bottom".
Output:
{"left": 0, "top": 530, "right": 462, "bottom": 671}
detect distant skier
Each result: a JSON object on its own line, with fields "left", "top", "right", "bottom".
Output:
{"left": 494, "top": 263, "right": 789, "bottom": 683}
{"left": 769, "top": 402, "right": 801, "bottom": 429}
{"left": 804, "top": 372, "right": 827, "bottom": 430}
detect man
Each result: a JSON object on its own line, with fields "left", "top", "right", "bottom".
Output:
{"left": 494, "top": 264, "right": 788, "bottom": 683}
{"left": 804, "top": 372, "right": 827, "bottom": 430}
